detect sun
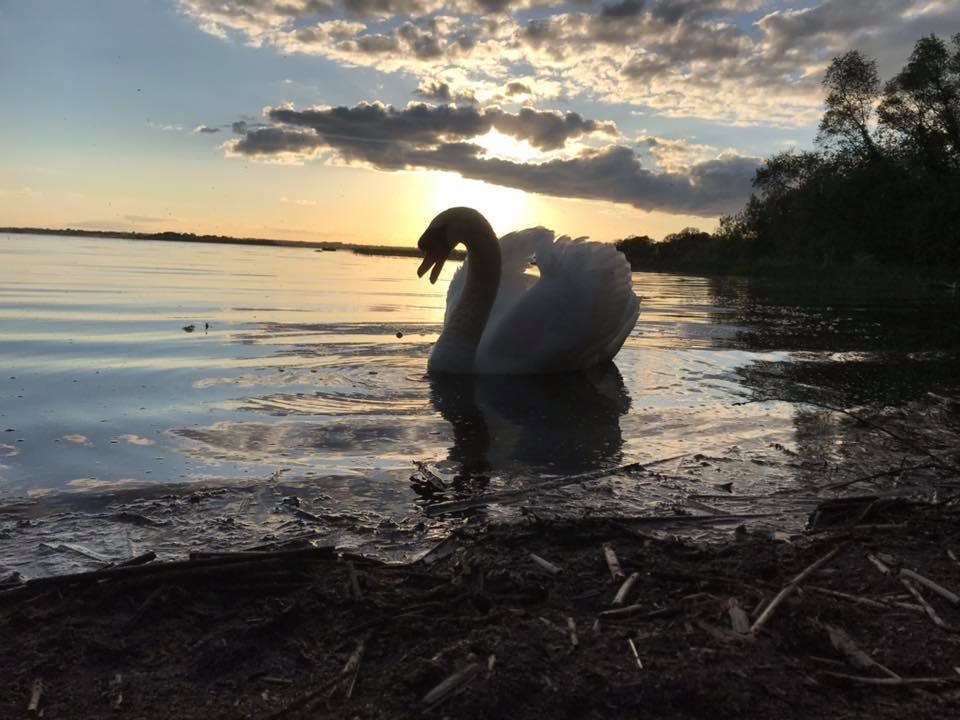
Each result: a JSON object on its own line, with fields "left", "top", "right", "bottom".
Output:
{"left": 427, "top": 172, "right": 533, "bottom": 236}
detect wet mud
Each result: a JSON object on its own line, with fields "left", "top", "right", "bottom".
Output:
{"left": 3, "top": 499, "right": 960, "bottom": 719}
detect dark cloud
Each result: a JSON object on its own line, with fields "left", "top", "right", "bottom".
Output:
{"left": 232, "top": 120, "right": 249, "bottom": 134}
{"left": 193, "top": 124, "right": 221, "bottom": 134}
{"left": 505, "top": 81, "right": 532, "bottom": 95}
{"left": 230, "top": 102, "right": 756, "bottom": 214}
{"left": 260, "top": 102, "right": 614, "bottom": 151}
{"left": 233, "top": 126, "right": 325, "bottom": 156}
{"left": 600, "top": 0, "right": 645, "bottom": 19}
{"left": 414, "top": 80, "right": 478, "bottom": 104}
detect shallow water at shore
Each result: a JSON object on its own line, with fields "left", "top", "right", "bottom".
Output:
{"left": 1, "top": 233, "right": 957, "bottom": 575}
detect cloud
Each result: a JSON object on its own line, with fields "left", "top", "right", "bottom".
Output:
{"left": 248, "top": 101, "right": 617, "bottom": 153}
{"left": 180, "top": 0, "right": 960, "bottom": 127}
{"left": 193, "top": 124, "right": 221, "bottom": 134}
{"left": 228, "top": 101, "right": 757, "bottom": 215}
{"left": 414, "top": 79, "right": 478, "bottom": 104}
{"left": 637, "top": 135, "right": 719, "bottom": 173}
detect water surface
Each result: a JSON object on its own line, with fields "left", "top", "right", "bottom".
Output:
{"left": 1, "top": 233, "right": 957, "bottom": 573}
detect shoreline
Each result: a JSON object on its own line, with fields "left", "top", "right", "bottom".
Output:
{"left": 3, "top": 499, "right": 959, "bottom": 718}
{"left": 0, "top": 226, "right": 464, "bottom": 261}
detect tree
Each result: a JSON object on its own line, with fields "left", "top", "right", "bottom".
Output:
{"left": 878, "top": 34, "right": 960, "bottom": 172}
{"left": 817, "top": 51, "right": 882, "bottom": 160}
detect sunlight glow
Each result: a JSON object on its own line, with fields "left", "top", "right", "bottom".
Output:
{"left": 427, "top": 172, "right": 534, "bottom": 236}
{"left": 473, "top": 129, "right": 545, "bottom": 163}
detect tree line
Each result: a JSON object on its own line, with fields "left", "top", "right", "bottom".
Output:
{"left": 617, "top": 33, "right": 960, "bottom": 274}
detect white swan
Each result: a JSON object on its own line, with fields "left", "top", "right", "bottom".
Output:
{"left": 417, "top": 207, "right": 640, "bottom": 374}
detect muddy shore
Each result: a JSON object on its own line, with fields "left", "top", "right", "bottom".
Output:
{"left": 3, "top": 496, "right": 960, "bottom": 719}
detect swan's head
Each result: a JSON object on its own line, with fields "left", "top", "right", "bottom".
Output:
{"left": 417, "top": 207, "right": 492, "bottom": 284}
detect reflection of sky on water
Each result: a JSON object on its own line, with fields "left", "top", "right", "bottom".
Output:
{"left": 0, "top": 233, "right": 957, "bottom": 507}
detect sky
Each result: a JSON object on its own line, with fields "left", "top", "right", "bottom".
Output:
{"left": 1, "top": 0, "right": 957, "bottom": 245}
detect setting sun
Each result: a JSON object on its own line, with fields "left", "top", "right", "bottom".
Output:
{"left": 427, "top": 171, "right": 534, "bottom": 236}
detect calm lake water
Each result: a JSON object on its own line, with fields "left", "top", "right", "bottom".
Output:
{"left": 1, "top": 233, "right": 957, "bottom": 571}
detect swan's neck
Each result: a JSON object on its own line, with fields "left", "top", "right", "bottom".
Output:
{"left": 429, "top": 227, "right": 501, "bottom": 373}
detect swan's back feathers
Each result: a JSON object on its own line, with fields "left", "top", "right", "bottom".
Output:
{"left": 476, "top": 235, "right": 639, "bottom": 374}
{"left": 444, "top": 226, "right": 554, "bottom": 327}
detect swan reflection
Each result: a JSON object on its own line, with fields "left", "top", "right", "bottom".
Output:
{"left": 427, "top": 363, "right": 631, "bottom": 479}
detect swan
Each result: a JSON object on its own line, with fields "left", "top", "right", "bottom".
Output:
{"left": 416, "top": 207, "right": 640, "bottom": 374}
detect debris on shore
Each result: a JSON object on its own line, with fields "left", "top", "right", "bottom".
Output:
{"left": 3, "top": 496, "right": 960, "bottom": 719}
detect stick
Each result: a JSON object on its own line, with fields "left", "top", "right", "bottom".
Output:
{"left": 346, "top": 561, "right": 362, "bottom": 600}
{"left": 413, "top": 461, "right": 446, "bottom": 490}
{"left": 329, "top": 637, "right": 366, "bottom": 699}
{"left": 750, "top": 545, "right": 843, "bottom": 634}
{"left": 807, "top": 586, "right": 893, "bottom": 610}
{"left": 817, "top": 672, "right": 960, "bottom": 686}
{"left": 727, "top": 598, "right": 751, "bottom": 634}
{"left": 566, "top": 617, "right": 579, "bottom": 649}
{"left": 818, "top": 622, "right": 900, "bottom": 679}
{"left": 901, "top": 578, "right": 953, "bottom": 631}
{"left": 126, "top": 584, "right": 169, "bottom": 627}
{"left": 603, "top": 544, "right": 625, "bottom": 582}
{"left": 422, "top": 663, "right": 480, "bottom": 705}
{"left": 866, "top": 553, "right": 893, "bottom": 576}
{"left": 599, "top": 604, "right": 646, "bottom": 619}
{"left": 118, "top": 551, "right": 157, "bottom": 567}
{"left": 815, "top": 463, "right": 935, "bottom": 492}
{"left": 948, "top": 549, "right": 960, "bottom": 568}
{"left": 28, "top": 679, "right": 42, "bottom": 713}
{"left": 529, "top": 553, "right": 562, "bottom": 576}
{"left": 627, "top": 638, "right": 643, "bottom": 670}
{"left": 612, "top": 572, "right": 640, "bottom": 606}
{"left": 900, "top": 568, "right": 959, "bottom": 605}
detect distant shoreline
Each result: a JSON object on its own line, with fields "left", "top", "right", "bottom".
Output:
{"left": 0, "top": 226, "right": 465, "bottom": 260}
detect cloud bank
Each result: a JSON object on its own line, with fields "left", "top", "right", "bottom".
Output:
{"left": 180, "top": 0, "right": 960, "bottom": 126}
{"left": 228, "top": 102, "right": 759, "bottom": 215}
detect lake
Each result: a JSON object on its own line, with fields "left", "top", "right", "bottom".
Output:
{"left": 1, "top": 233, "right": 957, "bottom": 572}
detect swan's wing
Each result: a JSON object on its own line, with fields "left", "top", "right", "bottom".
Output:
{"left": 443, "top": 226, "right": 554, "bottom": 327}
{"left": 476, "top": 236, "right": 640, "bottom": 374}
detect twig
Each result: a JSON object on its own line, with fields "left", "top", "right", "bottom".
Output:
{"left": 866, "top": 553, "right": 893, "bottom": 576}
{"left": 817, "top": 621, "right": 900, "bottom": 679}
{"left": 413, "top": 461, "right": 446, "bottom": 490}
{"left": 264, "top": 636, "right": 370, "bottom": 718}
{"left": 529, "top": 553, "right": 562, "bottom": 576}
{"left": 346, "top": 561, "right": 362, "bottom": 600}
{"left": 807, "top": 586, "right": 899, "bottom": 611}
{"left": 727, "top": 598, "right": 751, "bottom": 634}
{"left": 126, "top": 584, "right": 169, "bottom": 627}
{"left": 612, "top": 572, "right": 640, "bottom": 606}
{"left": 566, "top": 617, "right": 579, "bottom": 649}
{"left": 816, "top": 463, "right": 935, "bottom": 492}
{"left": 817, "top": 672, "right": 960, "bottom": 686}
{"left": 948, "top": 549, "right": 960, "bottom": 569}
{"left": 27, "top": 679, "right": 42, "bottom": 713}
{"left": 118, "top": 551, "right": 157, "bottom": 567}
{"left": 900, "top": 568, "right": 959, "bottom": 605}
{"left": 750, "top": 545, "right": 843, "bottom": 634}
{"left": 603, "top": 544, "right": 625, "bottom": 582}
{"left": 627, "top": 638, "right": 643, "bottom": 670}
{"left": 599, "top": 604, "right": 647, "bottom": 620}
{"left": 329, "top": 637, "right": 366, "bottom": 700}
{"left": 901, "top": 578, "right": 954, "bottom": 631}
{"left": 422, "top": 663, "right": 480, "bottom": 706}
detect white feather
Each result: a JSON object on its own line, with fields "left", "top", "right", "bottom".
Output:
{"left": 458, "top": 229, "right": 640, "bottom": 374}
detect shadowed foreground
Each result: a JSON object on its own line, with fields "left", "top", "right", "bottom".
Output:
{"left": 3, "top": 500, "right": 960, "bottom": 719}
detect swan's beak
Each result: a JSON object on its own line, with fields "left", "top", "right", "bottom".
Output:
{"left": 417, "top": 226, "right": 448, "bottom": 284}
{"left": 417, "top": 251, "right": 447, "bottom": 284}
